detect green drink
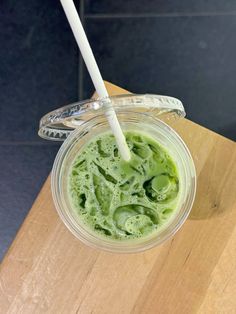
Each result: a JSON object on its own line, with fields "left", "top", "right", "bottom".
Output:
{"left": 68, "top": 131, "right": 179, "bottom": 240}
{"left": 41, "top": 95, "right": 196, "bottom": 252}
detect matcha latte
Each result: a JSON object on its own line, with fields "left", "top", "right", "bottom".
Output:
{"left": 68, "top": 131, "right": 180, "bottom": 241}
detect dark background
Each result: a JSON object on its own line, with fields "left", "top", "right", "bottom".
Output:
{"left": 0, "top": 0, "right": 235, "bottom": 260}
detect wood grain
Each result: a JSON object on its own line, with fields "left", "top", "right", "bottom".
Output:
{"left": 0, "top": 82, "right": 235, "bottom": 314}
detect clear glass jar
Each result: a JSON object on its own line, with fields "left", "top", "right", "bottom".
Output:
{"left": 44, "top": 95, "right": 196, "bottom": 253}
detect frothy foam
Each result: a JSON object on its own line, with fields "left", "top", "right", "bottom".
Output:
{"left": 68, "top": 131, "right": 179, "bottom": 240}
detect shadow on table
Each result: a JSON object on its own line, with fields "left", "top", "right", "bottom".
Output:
{"left": 189, "top": 148, "right": 235, "bottom": 220}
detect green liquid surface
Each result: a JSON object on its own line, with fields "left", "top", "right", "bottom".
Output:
{"left": 68, "top": 131, "right": 180, "bottom": 240}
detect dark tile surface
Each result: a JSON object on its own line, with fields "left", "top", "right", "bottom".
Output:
{"left": 83, "top": 16, "right": 236, "bottom": 140}
{"left": 0, "top": 0, "right": 81, "bottom": 260}
{"left": 84, "top": 0, "right": 236, "bottom": 14}
{"left": 0, "top": 1, "right": 79, "bottom": 142}
{"left": 0, "top": 144, "right": 60, "bottom": 260}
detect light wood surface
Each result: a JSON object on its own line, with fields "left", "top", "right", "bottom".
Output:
{"left": 0, "top": 82, "right": 236, "bottom": 314}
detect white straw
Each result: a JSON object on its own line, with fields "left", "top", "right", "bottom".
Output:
{"left": 60, "top": 0, "right": 131, "bottom": 161}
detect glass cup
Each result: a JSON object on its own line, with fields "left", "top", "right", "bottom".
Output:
{"left": 45, "top": 95, "right": 196, "bottom": 253}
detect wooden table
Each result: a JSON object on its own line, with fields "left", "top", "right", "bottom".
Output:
{"left": 0, "top": 82, "right": 236, "bottom": 314}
